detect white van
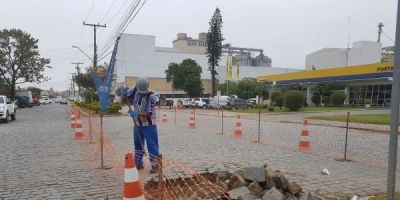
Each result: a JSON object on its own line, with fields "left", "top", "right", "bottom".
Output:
{"left": 211, "top": 96, "right": 232, "bottom": 109}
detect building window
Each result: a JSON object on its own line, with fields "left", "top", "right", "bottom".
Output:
{"left": 187, "top": 42, "right": 197, "bottom": 46}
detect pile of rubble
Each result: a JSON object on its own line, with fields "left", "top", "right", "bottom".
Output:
{"left": 213, "top": 167, "right": 315, "bottom": 200}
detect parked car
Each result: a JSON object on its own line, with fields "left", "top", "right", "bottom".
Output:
{"left": 248, "top": 98, "right": 257, "bottom": 105}
{"left": 193, "top": 98, "right": 209, "bottom": 109}
{"left": 182, "top": 99, "right": 193, "bottom": 108}
{"left": 16, "top": 91, "right": 33, "bottom": 105}
{"left": 211, "top": 96, "right": 232, "bottom": 109}
{"left": 39, "top": 99, "right": 47, "bottom": 105}
{"left": 60, "top": 98, "right": 68, "bottom": 105}
{"left": 54, "top": 96, "right": 62, "bottom": 103}
{"left": 0, "top": 95, "right": 16, "bottom": 123}
{"left": 16, "top": 96, "right": 32, "bottom": 108}
{"left": 231, "top": 98, "right": 253, "bottom": 109}
{"left": 165, "top": 99, "right": 174, "bottom": 108}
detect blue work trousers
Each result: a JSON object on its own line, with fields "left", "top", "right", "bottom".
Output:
{"left": 133, "top": 125, "right": 159, "bottom": 168}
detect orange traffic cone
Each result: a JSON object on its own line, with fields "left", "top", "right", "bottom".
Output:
{"left": 234, "top": 114, "right": 243, "bottom": 137}
{"left": 162, "top": 112, "right": 167, "bottom": 122}
{"left": 298, "top": 119, "right": 310, "bottom": 151}
{"left": 74, "top": 118, "right": 84, "bottom": 140}
{"left": 71, "top": 113, "right": 80, "bottom": 128}
{"left": 70, "top": 113, "right": 76, "bottom": 121}
{"left": 124, "top": 153, "right": 145, "bottom": 200}
{"left": 188, "top": 112, "right": 195, "bottom": 128}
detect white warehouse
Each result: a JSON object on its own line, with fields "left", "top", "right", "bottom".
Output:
{"left": 305, "top": 41, "right": 382, "bottom": 70}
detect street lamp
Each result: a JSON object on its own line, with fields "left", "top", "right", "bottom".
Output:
{"left": 71, "top": 45, "right": 93, "bottom": 62}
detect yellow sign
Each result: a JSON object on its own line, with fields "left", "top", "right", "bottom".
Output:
{"left": 236, "top": 54, "right": 240, "bottom": 80}
{"left": 226, "top": 55, "right": 233, "bottom": 80}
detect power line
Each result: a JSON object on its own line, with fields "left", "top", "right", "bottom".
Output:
{"left": 85, "top": 0, "right": 96, "bottom": 21}
{"left": 121, "top": 0, "right": 147, "bottom": 33}
{"left": 98, "top": 0, "right": 141, "bottom": 55}
{"left": 104, "top": 0, "right": 131, "bottom": 24}
{"left": 100, "top": 0, "right": 118, "bottom": 23}
{"left": 98, "top": 0, "right": 147, "bottom": 57}
{"left": 98, "top": 50, "right": 113, "bottom": 62}
{"left": 383, "top": 31, "right": 395, "bottom": 43}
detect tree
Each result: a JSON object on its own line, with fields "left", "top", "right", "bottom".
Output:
{"left": 73, "top": 71, "right": 96, "bottom": 91}
{"left": 271, "top": 91, "right": 282, "bottom": 103}
{"left": 330, "top": 91, "right": 346, "bottom": 106}
{"left": 165, "top": 59, "right": 203, "bottom": 98}
{"left": 0, "top": 29, "right": 51, "bottom": 98}
{"left": 283, "top": 90, "right": 305, "bottom": 111}
{"left": 206, "top": 8, "right": 224, "bottom": 96}
{"left": 26, "top": 86, "right": 42, "bottom": 96}
{"left": 311, "top": 93, "right": 321, "bottom": 106}
{"left": 275, "top": 96, "right": 284, "bottom": 110}
{"left": 217, "top": 80, "right": 238, "bottom": 96}
{"left": 236, "top": 78, "right": 262, "bottom": 99}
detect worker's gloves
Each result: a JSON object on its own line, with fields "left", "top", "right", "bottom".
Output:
{"left": 128, "top": 110, "right": 137, "bottom": 118}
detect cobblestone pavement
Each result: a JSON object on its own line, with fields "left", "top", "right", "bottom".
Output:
{"left": 0, "top": 105, "right": 116, "bottom": 199}
{"left": 1, "top": 105, "right": 398, "bottom": 199}
{"left": 105, "top": 108, "right": 400, "bottom": 198}
{"left": 154, "top": 108, "right": 397, "bottom": 170}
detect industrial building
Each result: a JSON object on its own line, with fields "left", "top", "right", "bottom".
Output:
{"left": 305, "top": 41, "right": 382, "bottom": 70}
{"left": 115, "top": 33, "right": 295, "bottom": 96}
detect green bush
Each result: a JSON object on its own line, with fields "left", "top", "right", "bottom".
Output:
{"left": 83, "top": 90, "right": 99, "bottom": 103}
{"left": 271, "top": 91, "right": 282, "bottom": 103}
{"left": 268, "top": 107, "right": 274, "bottom": 112}
{"left": 322, "top": 96, "right": 331, "bottom": 106}
{"left": 311, "top": 94, "right": 321, "bottom": 106}
{"left": 254, "top": 104, "right": 268, "bottom": 109}
{"left": 86, "top": 102, "right": 100, "bottom": 112}
{"left": 275, "top": 96, "right": 284, "bottom": 109}
{"left": 330, "top": 91, "right": 346, "bottom": 106}
{"left": 283, "top": 90, "right": 305, "bottom": 111}
{"left": 108, "top": 103, "right": 122, "bottom": 114}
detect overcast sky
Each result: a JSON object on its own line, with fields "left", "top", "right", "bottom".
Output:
{"left": 0, "top": 0, "right": 397, "bottom": 91}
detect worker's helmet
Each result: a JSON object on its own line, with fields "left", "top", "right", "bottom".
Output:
{"left": 136, "top": 77, "right": 149, "bottom": 94}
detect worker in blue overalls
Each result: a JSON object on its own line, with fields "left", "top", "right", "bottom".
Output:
{"left": 128, "top": 77, "right": 159, "bottom": 174}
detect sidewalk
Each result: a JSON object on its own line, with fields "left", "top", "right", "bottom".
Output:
{"left": 102, "top": 114, "right": 400, "bottom": 198}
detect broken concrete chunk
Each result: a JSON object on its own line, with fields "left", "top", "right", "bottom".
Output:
{"left": 228, "top": 186, "right": 251, "bottom": 199}
{"left": 244, "top": 167, "right": 266, "bottom": 182}
{"left": 262, "top": 187, "right": 284, "bottom": 200}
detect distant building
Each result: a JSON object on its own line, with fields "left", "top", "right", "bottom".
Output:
{"left": 305, "top": 41, "right": 382, "bottom": 70}
{"left": 115, "top": 33, "right": 292, "bottom": 96}
{"left": 172, "top": 33, "right": 208, "bottom": 54}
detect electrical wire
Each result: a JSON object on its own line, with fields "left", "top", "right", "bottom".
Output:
{"left": 104, "top": 0, "right": 131, "bottom": 24}
{"left": 382, "top": 31, "right": 395, "bottom": 43}
{"left": 98, "top": 0, "right": 141, "bottom": 56}
{"left": 85, "top": 0, "right": 96, "bottom": 21}
{"left": 100, "top": 0, "right": 118, "bottom": 23}
{"left": 121, "top": 0, "right": 147, "bottom": 33}
{"left": 98, "top": 0, "right": 147, "bottom": 57}
{"left": 98, "top": 50, "right": 113, "bottom": 62}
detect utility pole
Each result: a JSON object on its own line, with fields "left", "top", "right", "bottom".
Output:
{"left": 83, "top": 22, "right": 106, "bottom": 71}
{"left": 378, "top": 22, "right": 384, "bottom": 43}
{"left": 72, "top": 62, "right": 84, "bottom": 97}
{"left": 72, "top": 62, "right": 84, "bottom": 75}
{"left": 387, "top": 1, "right": 400, "bottom": 199}
{"left": 345, "top": 16, "right": 351, "bottom": 67}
